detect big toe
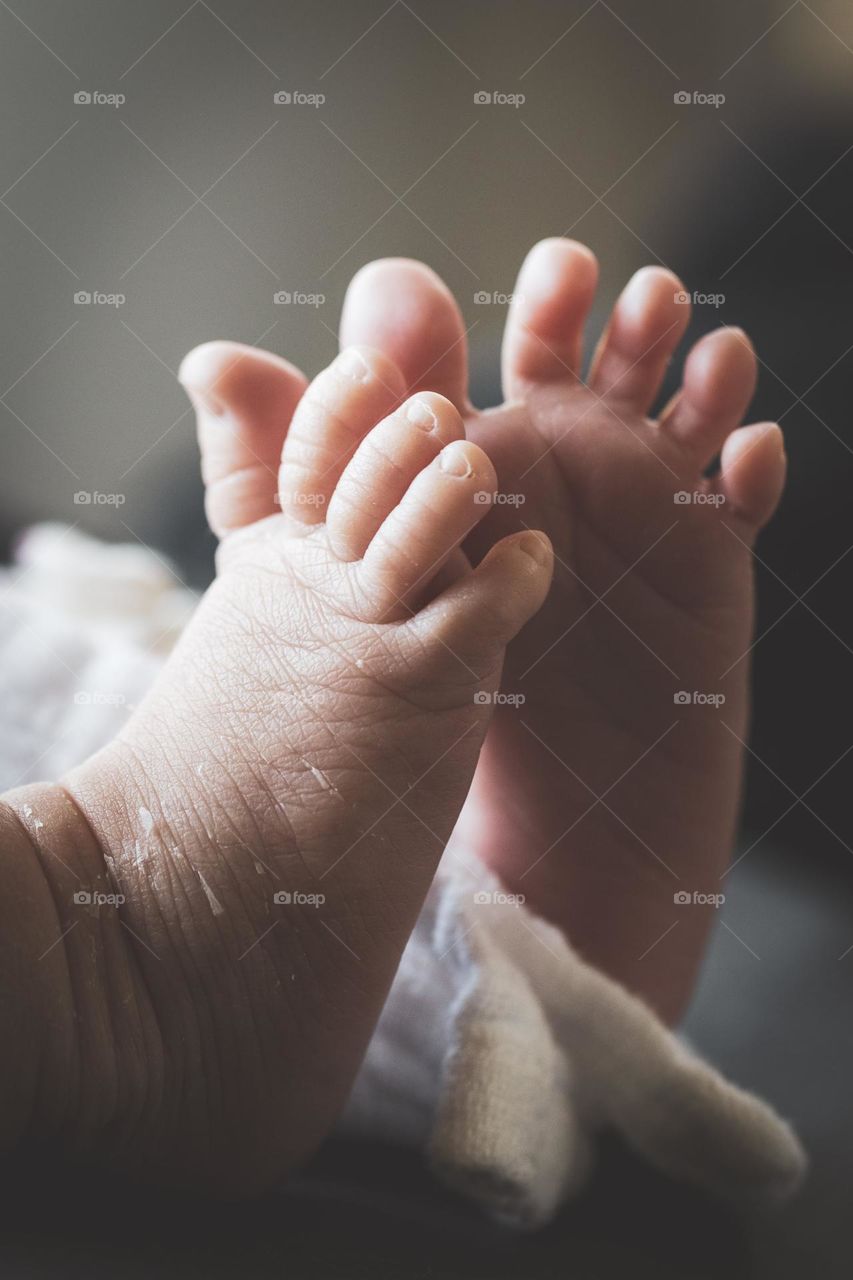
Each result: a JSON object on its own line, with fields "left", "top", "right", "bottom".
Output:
{"left": 180, "top": 342, "right": 308, "bottom": 538}
{"left": 340, "top": 258, "right": 470, "bottom": 412}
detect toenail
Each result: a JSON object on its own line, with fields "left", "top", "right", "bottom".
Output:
{"left": 439, "top": 443, "right": 473, "bottom": 478}
{"left": 621, "top": 266, "right": 662, "bottom": 316}
{"left": 335, "top": 348, "right": 370, "bottom": 381}
{"left": 518, "top": 532, "right": 550, "bottom": 567}
{"left": 406, "top": 398, "right": 437, "bottom": 431}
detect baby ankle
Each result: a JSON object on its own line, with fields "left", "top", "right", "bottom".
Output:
{"left": 1, "top": 782, "right": 160, "bottom": 1155}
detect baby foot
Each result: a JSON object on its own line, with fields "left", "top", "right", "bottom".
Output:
{"left": 16, "top": 347, "right": 551, "bottom": 1190}
{"left": 336, "top": 246, "right": 785, "bottom": 1023}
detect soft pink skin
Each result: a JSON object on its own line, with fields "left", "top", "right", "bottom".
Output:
{"left": 0, "top": 349, "right": 553, "bottom": 1190}
{"left": 184, "top": 239, "right": 785, "bottom": 1023}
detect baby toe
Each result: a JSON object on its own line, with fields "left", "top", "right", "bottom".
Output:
{"left": 589, "top": 266, "right": 690, "bottom": 412}
{"left": 180, "top": 342, "right": 308, "bottom": 538}
{"left": 326, "top": 392, "right": 465, "bottom": 561}
{"left": 660, "top": 327, "right": 757, "bottom": 469}
{"left": 408, "top": 530, "right": 554, "bottom": 674}
{"left": 714, "top": 422, "right": 786, "bottom": 529}
{"left": 277, "top": 346, "right": 406, "bottom": 526}
{"left": 356, "top": 439, "right": 497, "bottom": 621}
{"left": 501, "top": 238, "right": 598, "bottom": 399}
{"left": 340, "top": 258, "right": 470, "bottom": 412}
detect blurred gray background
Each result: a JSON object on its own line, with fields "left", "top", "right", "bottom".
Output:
{"left": 1, "top": 0, "right": 850, "bottom": 537}
{"left": 1, "top": 0, "right": 851, "bottom": 857}
{"left": 1, "top": 4, "right": 853, "bottom": 1275}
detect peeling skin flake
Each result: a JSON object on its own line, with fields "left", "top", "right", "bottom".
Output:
{"left": 128, "top": 806, "right": 157, "bottom": 864}
{"left": 309, "top": 764, "right": 332, "bottom": 790}
{"left": 301, "top": 759, "right": 339, "bottom": 796}
{"left": 197, "top": 870, "right": 225, "bottom": 916}
{"left": 21, "top": 803, "right": 45, "bottom": 830}
{"left": 133, "top": 840, "right": 151, "bottom": 864}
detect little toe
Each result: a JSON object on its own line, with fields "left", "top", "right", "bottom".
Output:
{"left": 327, "top": 392, "right": 465, "bottom": 561}
{"left": 357, "top": 439, "right": 497, "bottom": 620}
{"left": 588, "top": 266, "right": 690, "bottom": 412}
{"left": 714, "top": 422, "right": 786, "bottom": 528}
{"left": 340, "top": 259, "right": 470, "bottom": 411}
{"left": 278, "top": 346, "right": 406, "bottom": 525}
{"left": 660, "top": 327, "right": 757, "bottom": 469}
{"left": 501, "top": 238, "right": 599, "bottom": 400}
{"left": 179, "top": 342, "right": 308, "bottom": 537}
{"left": 408, "top": 530, "right": 554, "bottom": 672}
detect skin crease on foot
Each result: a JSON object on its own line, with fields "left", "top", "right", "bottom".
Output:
{"left": 180, "top": 239, "right": 786, "bottom": 1026}
{"left": 0, "top": 346, "right": 553, "bottom": 1190}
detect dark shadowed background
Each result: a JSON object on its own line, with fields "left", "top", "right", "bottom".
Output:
{"left": 0, "top": 2, "right": 851, "bottom": 1276}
